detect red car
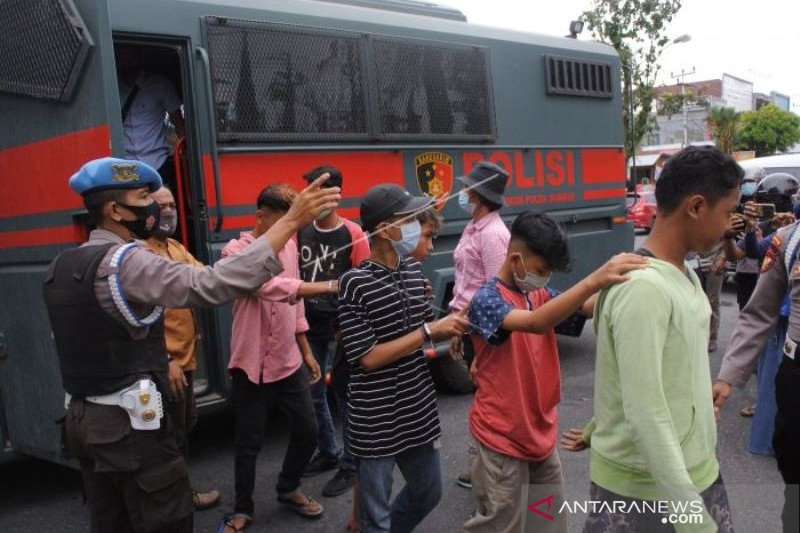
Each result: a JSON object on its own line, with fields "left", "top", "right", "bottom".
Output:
{"left": 626, "top": 191, "right": 657, "bottom": 232}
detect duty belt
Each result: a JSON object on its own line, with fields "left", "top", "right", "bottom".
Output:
{"left": 64, "top": 379, "right": 164, "bottom": 430}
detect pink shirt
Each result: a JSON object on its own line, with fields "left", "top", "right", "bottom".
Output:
{"left": 222, "top": 232, "right": 309, "bottom": 385}
{"left": 450, "top": 211, "right": 510, "bottom": 312}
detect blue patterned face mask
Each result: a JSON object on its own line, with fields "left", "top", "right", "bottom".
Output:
{"left": 389, "top": 219, "right": 422, "bottom": 256}
{"left": 741, "top": 182, "right": 757, "bottom": 197}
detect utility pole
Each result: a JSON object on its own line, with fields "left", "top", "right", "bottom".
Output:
{"left": 671, "top": 67, "right": 696, "bottom": 147}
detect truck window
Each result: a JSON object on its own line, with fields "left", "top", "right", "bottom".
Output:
{"left": 204, "top": 17, "right": 495, "bottom": 142}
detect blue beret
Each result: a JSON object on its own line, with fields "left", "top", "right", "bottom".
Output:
{"left": 69, "top": 157, "right": 162, "bottom": 196}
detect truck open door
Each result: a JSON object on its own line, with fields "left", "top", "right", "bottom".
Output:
{"left": 0, "top": 0, "right": 120, "bottom": 462}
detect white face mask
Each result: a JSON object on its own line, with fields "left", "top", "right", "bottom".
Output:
{"left": 458, "top": 189, "right": 476, "bottom": 216}
{"left": 388, "top": 219, "right": 422, "bottom": 257}
{"left": 512, "top": 254, "right": 551, "bottom": 292}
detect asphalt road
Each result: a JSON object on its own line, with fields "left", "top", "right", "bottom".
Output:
{"left": 0, "top": 234, "right": 787, "bottom": 532}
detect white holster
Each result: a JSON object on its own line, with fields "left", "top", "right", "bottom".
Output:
{"left": 67, "top": 379, "right": 164, "bottom": 430}
{"left": 784, "top": 337, "right": 797, "bottom": 361}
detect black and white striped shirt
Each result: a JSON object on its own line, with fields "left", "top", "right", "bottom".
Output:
{"left": 338, "top": 257, "right": 440, "bottom": 458}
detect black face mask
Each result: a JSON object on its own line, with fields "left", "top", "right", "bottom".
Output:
{"left": 117, "top": 201, "right": 161, "bottom": 239}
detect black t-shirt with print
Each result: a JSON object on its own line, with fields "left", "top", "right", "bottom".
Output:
{"left": 298, "top": 221, "right": 356, "bottom": 339}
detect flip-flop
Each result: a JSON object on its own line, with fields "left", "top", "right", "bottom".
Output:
{"left": 217, "top": 512, "right": 252, "bottom": 533}
{"left": 278, "top": 492, "right": 324, "bottom": 518}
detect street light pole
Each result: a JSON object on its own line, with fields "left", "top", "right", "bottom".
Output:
{"left": 626, "top": 61, "right": 636, "bottom": 188}
{"left": 671, "top": 66, "right": 696, "bottom": 147}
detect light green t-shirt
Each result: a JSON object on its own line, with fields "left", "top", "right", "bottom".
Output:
{"left": 588, "top": 258, "right": 720, "bottom": 532}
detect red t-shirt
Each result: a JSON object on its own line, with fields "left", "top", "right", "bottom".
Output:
{"left": 468, "top": 278, "right": 561, "bottom": 461}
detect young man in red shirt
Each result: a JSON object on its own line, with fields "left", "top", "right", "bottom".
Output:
{"left": 463, "top": 212, "right": 647, "bottom": 533}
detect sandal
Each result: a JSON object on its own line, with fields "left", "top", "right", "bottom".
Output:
{"left": 217, "top": 512, "right": 251, "bottom": 533}
{"left": 278, "top": 491, "right": 324, "bottom": 518}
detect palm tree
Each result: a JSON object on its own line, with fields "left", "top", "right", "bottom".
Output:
{"left": 706, "top": 106, "right": 740, "bottom": 154}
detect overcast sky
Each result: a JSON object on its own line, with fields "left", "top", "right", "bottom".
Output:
{"left": 442, "top": 0, "right": 800, "bottom": 113}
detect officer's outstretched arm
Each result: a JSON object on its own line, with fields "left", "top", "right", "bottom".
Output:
{"left": 718, "top": 232, "right": 788, "bottom": 391}
{"left": 119, "top": 176, "right": 340, "bottom": 309}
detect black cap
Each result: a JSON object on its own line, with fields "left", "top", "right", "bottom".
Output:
{"left": 360, "top": 184, "right": 435, "bottom": 232}
{"left": 456, "top": 161, "right": 510, "bottom": 206}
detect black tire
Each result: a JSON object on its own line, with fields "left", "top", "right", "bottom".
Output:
{"left": 427, "top": 336, "right": 475, "bottom": 395}
{"left": 427, "top": 356, "right": 474, "bottom": 395}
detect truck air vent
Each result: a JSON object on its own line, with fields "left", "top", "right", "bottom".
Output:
{"left": 544, "top": 55, "right": 613, "bottom": 99}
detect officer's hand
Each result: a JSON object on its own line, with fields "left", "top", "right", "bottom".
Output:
{"left": 561, "top": 428, "right": 589, "bottom": 452}
{"left": 284, "top": 173, "right": 341, "bottom": 229}
{"left": 168, "top": 360, "right": 187, "bottom": 401}
{"left": 712, "top": 380, "right": 732, "bottom": 418}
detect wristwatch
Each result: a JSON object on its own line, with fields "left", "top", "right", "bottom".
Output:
{"left": 421, "top": 322, "right": 433, "bottom": 343}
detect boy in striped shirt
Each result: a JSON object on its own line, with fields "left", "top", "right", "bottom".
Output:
{"left": 338, "top": 184, "right": 468, "bottom": 533}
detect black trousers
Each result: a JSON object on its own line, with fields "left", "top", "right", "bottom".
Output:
{"left": 165, "top": 371, "right": 198, "bottom": 457}
{"left": 774, "top": 356, "right": 800, "bottom": 533}
{"left": 65, "top": 400, "right": 193, "bottom": 533}
{"left": 735, "top": 272, "right": 759, "bottom": 311}
{"left": 231, "top": 367, "right": 318, "bottom": 516}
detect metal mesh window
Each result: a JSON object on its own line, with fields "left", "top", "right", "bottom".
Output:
{"left": 544, "top": 56, "right": 613, "bottom": 98}
{"left": 206, "top": 19, "right": 368, "bottom": 142}
{"left": 0, "top": 0, "right": 93, "bottom": 102}
{"left": 372, "top": 38, "right": 494, "bottom": 139}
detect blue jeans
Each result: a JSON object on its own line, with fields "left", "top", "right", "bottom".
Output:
{"left": 750, "top": 316, "right": 787, "bottom": 456}
{"left": 339, "top": 401, "right": 356, "bottom": 472}
{"left": 309, "top": 339, "right": 340, "bottom": 458}
{"left": 357, "top": 442, "right": 442, "bottom": 533}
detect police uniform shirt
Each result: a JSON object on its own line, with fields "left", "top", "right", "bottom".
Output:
{"left": 720, "top": 222, "right": 800, "bottom": 387}
{"left": 118, "top": 70, "right": 182, "bottom": 170}
{"left": 85, "top": 229, "right": 283, "bottom": 340}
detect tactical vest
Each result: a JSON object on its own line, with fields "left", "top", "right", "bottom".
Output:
{"left": 43, "top": 244, "right": 168, "bottom": 397}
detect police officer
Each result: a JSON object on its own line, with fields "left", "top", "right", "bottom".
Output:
{"left": 43, "top": 157, "right": 339, "bottom": 533}
{"left": 739, "top": 165, "right": 766, "bottom": 204}
{"left": 713, "top": 172, "right": 800, "bottom": 533}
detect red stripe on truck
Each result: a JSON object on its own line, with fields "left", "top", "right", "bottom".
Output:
{"left": 0, "top": 225, "right": 84, "bottom": 249}
{"left": 0, "top": 125, "right": 111, "bottom": 218}
{"left": 580, "top": 148, "right": 626, "bottom": 185}
{"left": 204, "top": 151, "right": 405, "bottom": 209}
{"left": 583, "top": 188, "right": 627, "bottom": 200}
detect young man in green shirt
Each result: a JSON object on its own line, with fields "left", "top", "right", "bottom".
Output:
{"left": 581, "top": 146, "right": 742, "bottom": 532}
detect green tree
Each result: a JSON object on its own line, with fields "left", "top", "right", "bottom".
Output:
{"left": 582, "top": 0, "right": 683, "bottom": 160}
{"left": 737, "top": 103, "right": 800, "bottom": 157}
{"left": 657, "top": 90, "right": 708, "bottom": 119}
{"left": 706, "top": 106, "right": 740, "bottom": 155}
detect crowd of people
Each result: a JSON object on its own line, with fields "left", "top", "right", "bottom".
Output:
{"left": 43, "top": 143, "right": 800, "bottom": 533}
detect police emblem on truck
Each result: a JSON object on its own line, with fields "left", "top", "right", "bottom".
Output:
{"left": 416, "top": 152, "right": 453, "bottom": 210}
